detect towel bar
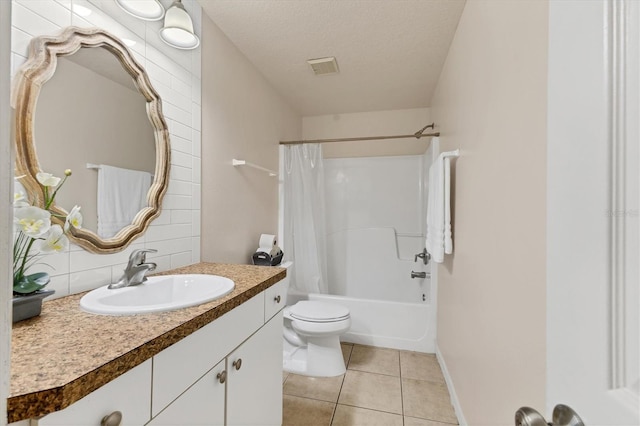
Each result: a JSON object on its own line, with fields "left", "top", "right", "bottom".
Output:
{"left": 232, "top": 159, "right": 277, "bottom": 177}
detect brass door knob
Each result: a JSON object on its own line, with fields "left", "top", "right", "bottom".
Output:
{"left": 274, "top": 295, "right": 281, "bottom": 303}
{"left": 101, "top": 411, "right": 123, "bottom": 426}
{"left": 232, "top": 358, "right": 243, "bottom": 370}
{"left": 217, "top": 370, "right": 227, "bottom": 384}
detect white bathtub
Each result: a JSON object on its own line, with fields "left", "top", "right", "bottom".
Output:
{"left": 289, "top": 227, "right": 436, "bottom": 353}
{"left": 308, "top": 293, "right": 435, "bottom": 352}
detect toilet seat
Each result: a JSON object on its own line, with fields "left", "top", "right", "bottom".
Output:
{"left": 289, "top": 301, "right": 350, "bottom": 323}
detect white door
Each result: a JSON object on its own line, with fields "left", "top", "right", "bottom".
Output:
{"left": 547, "top": 1, "right": 640, "bottom": 424}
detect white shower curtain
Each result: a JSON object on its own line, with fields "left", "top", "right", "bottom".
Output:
{"left": 283, "top": 144, "right": 328, "bottom": 294}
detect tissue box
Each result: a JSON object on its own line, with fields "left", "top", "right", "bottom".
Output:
{"left": 252, "top": 251, "right": 283, "bottom": 266}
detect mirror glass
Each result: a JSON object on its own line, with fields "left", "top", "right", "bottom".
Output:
{"left": 13, "top": 27, "right": 170, "bottom": 253}
{"left": 35, "top": 48, "right": 156, "bottom": 237}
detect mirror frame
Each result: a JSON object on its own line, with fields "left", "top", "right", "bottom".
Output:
{"left": 11, "top": 27, "right": 171, "bottom": 254}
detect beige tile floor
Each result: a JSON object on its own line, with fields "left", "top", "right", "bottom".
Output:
{"left": 282, "top": 343, "right": 458, "bottom": 426}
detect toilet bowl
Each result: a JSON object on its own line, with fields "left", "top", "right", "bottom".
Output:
{"left": 283, "top": 300, "right": 351, "bottom": 377}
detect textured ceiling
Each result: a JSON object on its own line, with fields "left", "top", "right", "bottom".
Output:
{"left": 199, "top": 0, "right": 466, "bottom": 116}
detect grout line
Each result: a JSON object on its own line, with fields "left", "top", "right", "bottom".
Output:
{"left": 346, "top": 366, "right": 400, "bottom": 377}
{"left": 329, "top": 402, "right": 337, "bottom": 426}
{"left": 329, "top": 349, "right": 349, "bottom": 426}
{"left": 329, "top": 345, "right": 354, "bottom": 424}
{"left": 334, "top": 402, "right": 403, "bottom": 417}
{"left": 281, "top": 393, "right": 340, "bottom": 405}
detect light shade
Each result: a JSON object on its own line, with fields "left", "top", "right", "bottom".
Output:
{"left": 159, "top": 0, "right": 200, "bottom": 50}
{"left": 115, "top": 0, "right": 165, "bottom": 21}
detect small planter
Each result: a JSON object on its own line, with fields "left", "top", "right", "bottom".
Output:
{"left": 12, "top": 290, "right": 55, "bottom": 323}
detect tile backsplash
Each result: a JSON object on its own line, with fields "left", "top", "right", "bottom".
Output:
{"left": 11, "top": 0, "right": 202, "bottom": 298}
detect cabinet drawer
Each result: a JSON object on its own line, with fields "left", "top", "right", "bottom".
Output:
{"left": 37, "top": 359, "right": 152, "bottom": 426}
{"left": 264, "top": 275, "right": 288, "bottom": 322}
{"left": 152, "top": 293, "right": 264, "bottom": 417}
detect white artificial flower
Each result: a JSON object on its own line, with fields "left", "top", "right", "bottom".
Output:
{"left": 13, "top": 190, "right": 29, "bottom": 207}
{"left": 14, "top": 206, "right": 51, "bottom": 238}
{"left": 36, "top": 172, "right": 61, "bottom": 187}
{"left": 40, "top": 224, "right": 68, "bottom": 253}
{"left": 13, "top": 179, "right": 29, "bottom": 207}
{"left": 64, "top": 205, "right": 83, "bottom": 231}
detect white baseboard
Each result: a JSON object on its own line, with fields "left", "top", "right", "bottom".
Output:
{"left": 436, "top": 344, "right": 467, "bottom": 426}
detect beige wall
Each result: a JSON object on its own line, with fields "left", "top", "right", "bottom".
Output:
{"left": 430, "top": 1, "right": 548, "bottom": 424}
{"left": 201, "top": 15, "right": 300, "bottom": 264}
{"left": 36, "top": 55, "right": 156, "bottom": 231}
{"left": 302, "top": 108, "right": 431, "bottom": 158}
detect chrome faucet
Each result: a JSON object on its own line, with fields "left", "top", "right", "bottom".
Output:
{"left": 411, "top": 271, "right": 428, "bottom": 279}
{"left": 108, "top": 249, "right": 158, "bottom": 289}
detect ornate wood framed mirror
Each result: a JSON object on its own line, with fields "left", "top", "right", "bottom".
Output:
{"left": 11, "top": 27, "right": 170, "bottom": 254}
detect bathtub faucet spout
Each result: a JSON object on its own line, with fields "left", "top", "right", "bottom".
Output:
{"left": 411, "top": 271, "right": 428, "bottom": 279}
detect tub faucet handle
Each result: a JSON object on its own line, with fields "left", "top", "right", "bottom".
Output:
{"left": 414, "top": 248, "right": 430, "bottom": 265}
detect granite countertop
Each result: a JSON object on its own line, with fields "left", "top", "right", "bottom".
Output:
{"left": 8, "top": 262, "right": 286, "bottom": 423}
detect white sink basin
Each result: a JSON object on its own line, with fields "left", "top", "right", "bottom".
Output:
{"left": 80, "top": 274, "right": 235, "bottom": 315}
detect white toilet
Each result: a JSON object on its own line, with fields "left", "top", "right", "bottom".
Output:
{"left": 280, "top": 263, "right": 351, "bottom": 377}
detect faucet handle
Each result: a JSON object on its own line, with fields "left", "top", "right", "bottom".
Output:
{"left": 127, "top": 249, "right": 158, "bottom": 267}
{"left": 414, "top": 248, "right": 430, "bottom": 265}
{"left": 137, "top": 249, "right": 157, "bottom": 264}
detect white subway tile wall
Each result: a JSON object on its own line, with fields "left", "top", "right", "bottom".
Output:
{"left": 11, "top": 0, "right": 202, "bottom": 298}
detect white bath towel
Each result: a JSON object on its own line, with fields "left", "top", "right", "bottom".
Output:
{"left": 426, "top": 149, "right": 458, "bottom": 263}
{"left": 97, "top": 165, "right": 152, "bottom": 238}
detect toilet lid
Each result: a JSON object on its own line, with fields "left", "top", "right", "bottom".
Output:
{"left": 289, "top": 301, "right": 350, "bottom": 322}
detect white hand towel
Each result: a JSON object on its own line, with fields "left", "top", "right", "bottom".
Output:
{"left": 426, "top": 148, "right": 458, "bottom": 263}
{"left": 97, "top": 165, "right": 152, "bottom": 238}
{"left": 426, "top": 153, "right": 445, "bottom": 263}
{"left": 444, "top": 157, "right": 453, "bottom": 254}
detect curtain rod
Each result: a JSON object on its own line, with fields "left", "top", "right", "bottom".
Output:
{"left": 279, "top": 123, "right": 440, "bottom": 145}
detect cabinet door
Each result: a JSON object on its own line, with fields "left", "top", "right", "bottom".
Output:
{"left": 227, "top": 312, "right": 283, "bottom": 426}
{"left": 37, "top": 359, "right": 152, "bottom": 426}
{"left": 147, "top": 360, "right": 225, "bottom": 426}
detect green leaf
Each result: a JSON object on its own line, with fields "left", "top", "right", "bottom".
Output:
{"left": 13, "top": 272, "right": 50, "bottom": 295}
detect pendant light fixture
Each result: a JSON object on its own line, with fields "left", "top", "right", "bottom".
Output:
{"left": 159, "top": 0, "right": 200, "bottom": 50}
{"left": 115, "top": 0, "right": 165, "bottom": 21}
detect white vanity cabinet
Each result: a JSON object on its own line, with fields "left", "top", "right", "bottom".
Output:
{"left": 36, "top": 359, "right": 152, "bottom": 426}
{"left": 33, "top": 278, "right": 286, "bottom": 426}
{"left": 149, "top": 312, "right": 283, "bottom": 426}
{"left": 150, "top": 293, "right": 265, "bottom": 417}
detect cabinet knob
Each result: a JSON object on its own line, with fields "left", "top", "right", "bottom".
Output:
{"left": 217, "top": 370, "right": 227, "bottom": 384}
{"left": 101, "top": 411, "right": 122, "bottom": 426}
{"left": 274, "top": 295, "right": 281, "bottom": 303}
{"left": 232, "top": 358, "right": 243, "bottom": 370}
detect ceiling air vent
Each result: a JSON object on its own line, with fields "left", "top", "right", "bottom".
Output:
{"left": 307, "top": 57, "right": 339, "bottom": 75}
